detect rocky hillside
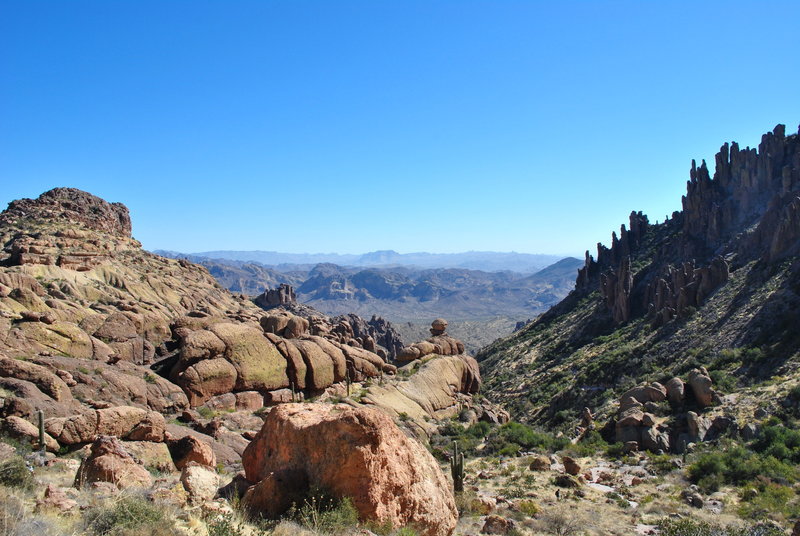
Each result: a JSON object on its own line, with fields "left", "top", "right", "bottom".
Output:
{"left": 479, "top": 124, "right": 800, "bottom": 428}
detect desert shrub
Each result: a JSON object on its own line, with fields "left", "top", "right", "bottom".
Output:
{"left": 709, "top": 370, "right": 737, "bottom": 392}
{"left": 567, "top": 430, "right": 608, "bottom": 457}
{"left": 657, "top": 518, "right": 784, "bottom": 536}
{"left": 517, "top": 499, "right": 540, "bottom": 516}
{"left": 286, "top": 492, "right": 358, "bottom": 535}
{"left": 197, "top": 406, "right": 216, "bottom": 419}
{"left": 750, "top": 424, "right": 800, "bottom": 463}
{"left": 688, "top": 443, "right": 798, "bottom": 491}
{"left": 485, "top": 422, "right": 569, "bottom": 455}
{"left": 0, "top": 456, "right": 34, "bottom": 491}
{"left": 83, "top": 495, "right": 173, "bottom": 536}
{"left": 737, "top": 480, "right": 800, "bottom": 520}
{"left": 648, "top": 453, "right": 677, "bottom": 475}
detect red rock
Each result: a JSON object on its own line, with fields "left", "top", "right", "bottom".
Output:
{"left": 242, "top": 403, "right": 457, "bottom": 536}
{"left": 168, "top": 434, "right": 217, "bottom": 470}
{"left": 74, "top": 436, "right": 152, "bottom": 489}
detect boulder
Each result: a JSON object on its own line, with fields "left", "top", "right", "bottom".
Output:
{"left": 168, "top": 434, "right": 217, "bottom": 470}
{"left": 562, "top": 456, "right": 581, "bottom": 476}
{"left": 209, "top": 323, "right": 289, "bottom": 392}
{"left": 176, "top": 358, "right": 237, "bottom": 407}
{"left": 688, "top": 368, "right": 716, "bottom": 408}
{"left": 0, "top": 357, "right": 73, "bottom": 402}
{"left": 528, "top": 456, "right": 550, "bottom": 471}
{"left": 1, "top": 415, "right": 60, "bottom": 452}
{"left": 666, "top": 377, "right": 685, "bottom": 405}
{"left": 74, "top": 436, "right": 152, "bottom": 489}
{"left": 481, "top": 515, "right": 515, "bottom": 535}
{"left": 45, "top": 406, "right": 165, "bottom": 444}
{"left": 180, "top": 462, "right": 219, "bottom": 504}
{"left": 241, "top": 403, "right": 457, "bottom": 536}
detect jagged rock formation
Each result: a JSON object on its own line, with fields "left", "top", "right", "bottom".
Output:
{"left": 254, "top": 285, "right": 405, "bottom": 359}
{"left": 253, "top": 283, "right": 296, "bottom": 308}
{"left": 575, "top": 125, "right": 799, "bottom": 327}
{"left": 480, "top": 125, "right": 800, "bottom": 427}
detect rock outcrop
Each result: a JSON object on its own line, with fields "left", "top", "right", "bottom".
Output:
{"left": 241, "top": 404, "right": 458, "bottom": 536}
{"left": 397, "top": 319, "right": 466, "bottom": 362}
{"left": 613, "top": 370, "right": 721, "bottom": 453}
{"left": 74, "top": 435, "right": 153, "bottom": 489}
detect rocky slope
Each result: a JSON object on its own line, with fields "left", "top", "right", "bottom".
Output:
{"left": 0, "top": 189, "right": 447, "bottom": 453}
{"left": 478, "top": 124, "right": 800, "bottom": 431}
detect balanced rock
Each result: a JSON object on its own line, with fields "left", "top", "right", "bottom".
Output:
{"left": 241, "top": 403, "right": 457, "bottom": 536}
{"left": 687, "top": 368, "right": 716, "bottom": 408}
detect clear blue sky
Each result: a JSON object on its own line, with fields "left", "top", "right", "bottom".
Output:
{"left": 1, "top": 1, "right": 798, "bottom": 256}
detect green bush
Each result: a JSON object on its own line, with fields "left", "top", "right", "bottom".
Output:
{"left": 485, "top": 422, "right": 569, "bottom": 455}
{"left": 688, "top": 443, "right": 798, "bottom": 490}
{"left": 750, "top": 424, "right": 800, "bottom": 463}
{"left": 737, "top": 480, "right": 800, "bottom": 520}
{"left": 0, "top": 456, "right": 34, "bottom": 491}
{"left": 657, "top": 518, "right": 784, "bottom": 536}
{"left": 83, "top": 495, "right": 173, "bottom": 536}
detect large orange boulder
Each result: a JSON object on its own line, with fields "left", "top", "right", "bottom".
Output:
{"left": 74, "top": 436, "right": 152, "bottom": 489}
{"left": 241, "top": 404, "right": 457, "bottom": 536}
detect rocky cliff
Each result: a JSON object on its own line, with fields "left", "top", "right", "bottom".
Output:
{"left": 479, "top": 124, "right": 800, "bottom": 428}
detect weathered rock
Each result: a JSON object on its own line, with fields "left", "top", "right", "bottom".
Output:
{"left": 481, "top": 514, "right": 515, "bottom": 535}
{"left": 1, "top": 415, "right": 59, "bottom": 452}
{"left": 0, "top": 357, "right": 73, "bottom": 402}
{"left": 687, "top": 368, "right": 716, "bottom": 408}
{"left": 562, "top": 456, "right": 581, "bottom": 476}
{"left": 45, "top": 406, "right": 165, "bottom": 444}
{"left": 528, "top": 456, "right": 550, "bottom": 471}
{"left": 167, "top": 434, "right": 217, "bottom": 470}
{"left": 36, "top": 484, "right": 77, "bottom": 512}
{"left": 666, "top": 377, "right": 685, "bottom": 405}
{"left": 180, "top": 462, "right": 219, "bottom": 504}
{"left": 74, "top": 436, "right": 152, "bottom": 489}
{"left": 241, "top": 403, "right": 457, "bottom": 536}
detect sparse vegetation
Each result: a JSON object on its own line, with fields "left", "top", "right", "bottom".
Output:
{"left": 0, "top": 456, "right": 34, "bottom": 491}
{"left": 82, "top": 495, "right": 174, "bottom": 536}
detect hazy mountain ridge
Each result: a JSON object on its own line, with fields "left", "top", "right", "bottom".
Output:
{"left": 156, "top": 249, "right": 566, "bottom": 273}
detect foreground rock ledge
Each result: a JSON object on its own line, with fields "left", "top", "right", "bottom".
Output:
{"left": 241, "top": 403, "right": 457, "bottom": 536}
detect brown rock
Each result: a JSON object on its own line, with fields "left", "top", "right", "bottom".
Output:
{"left": 235, "top": 391, "right": 264, "bottom": 410}
{"left": 481, "top": 514, "right": 515, "bottom": 535}
{"left": 528, "top": 456, "right": 550, "bottom": 471}
{"left": 562, "top": 456, "right": 581, "bottom": 476}
{"left": 0, "top": 357, "right": 73, "bottom": 402}
{"left": 36, "top": 484, "right": 77, "bottom": 512}
{"left": 1, "top": 415, "right": 59, "bottom": 452}
{"left": 177, "top": 358, "right": 238, "bottom": 407}
{"left": 666, "top": 377, "right": 685, "bottom": 405}
{"left": 241, "top": 403, "right": 457, "bottom": 536}
{"left": 74, "top": 436, "right": 152, "bottom": 489}
{"left": 687, "top": 368, "right": 716, "bottom": 408}
{"left": 168, "top": 434, "right": 217, "bottom": 470}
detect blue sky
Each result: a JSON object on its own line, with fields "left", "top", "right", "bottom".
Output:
{"left": 1, "top": 1, "right": 798, "bottom": 256}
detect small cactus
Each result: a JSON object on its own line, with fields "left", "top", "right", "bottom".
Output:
{"left": 290, "top": 381, "right": 297, "bottom": 402}
{"left": 450, "top": 441, "right": 465, "bottom": 492}
{"left": 345, "top": 368, "right": 353, "bottom": 397}
{"left": 38, "top": 409, "right": 45, "bottom": 453}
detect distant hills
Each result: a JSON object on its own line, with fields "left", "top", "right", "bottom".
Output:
{"left": 154, "top": 251, "right": 583, "bottom": 353}
{"left": 154, "top": 249, "right": 565, "bottom": 273}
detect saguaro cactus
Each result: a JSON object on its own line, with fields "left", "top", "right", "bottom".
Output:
{"left": 38, "top": 409, "right": 45, "bottom": 453}
{"left": 450, "top": 441, "right": 465, "bottom": 492}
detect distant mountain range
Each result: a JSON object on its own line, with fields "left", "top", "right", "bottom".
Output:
{"left": 154, "top": 249, "right": 565, "bottom": 273}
